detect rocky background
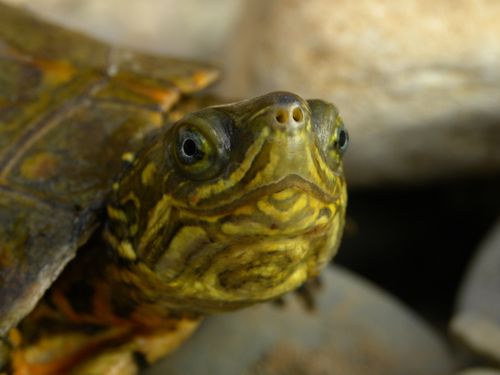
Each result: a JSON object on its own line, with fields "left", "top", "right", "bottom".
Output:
{"left": 4, "top": 0, "right": 500, "bottom": 374}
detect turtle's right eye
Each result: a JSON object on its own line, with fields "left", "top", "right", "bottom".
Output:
{"left": 174, "top": 125, "right": 214, "bottom": 179}
{"left": 177, "top": 128, "right": 208, "bottom": 165}
{"left": 172, "top": 116, "right": 230, "bottom": 180}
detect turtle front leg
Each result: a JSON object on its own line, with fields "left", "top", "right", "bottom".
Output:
{"left": 10, "top": 319, "right": 200, "bottom": 375}
{"left": 70, "top": 349, "right": 138, "bottom": 375}
{"left": 71, "top": 319, "right": 200, "bottom": 375}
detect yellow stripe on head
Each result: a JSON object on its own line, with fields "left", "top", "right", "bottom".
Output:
{"left": 141, "top": 162, "right": 157, "bottom": 186}
{"left": 191, "top": 127, "right": 270, "bottom": 201}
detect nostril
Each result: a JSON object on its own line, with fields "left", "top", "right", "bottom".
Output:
{"left": 275, "top": 109, "right": 288, "bottom": 124}
{"left": 292, "top": 107, "right": 304, "bottom": 122}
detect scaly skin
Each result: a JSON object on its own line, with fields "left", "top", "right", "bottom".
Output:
{"left": 7, "top": 92, "right": 348, "bottom": 374}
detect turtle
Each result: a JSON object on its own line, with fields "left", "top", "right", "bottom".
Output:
{"left": 0, "top": 3, "right": 349, "bottom": 374}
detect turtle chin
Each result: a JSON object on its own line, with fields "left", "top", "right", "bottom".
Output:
{"left": 180, "top": 231, "right": 337, "bottom": 313}
{"left": 154, "top": 188, "right": 343, "bottom": 313}
{"left": 157, "top": 235, "right": 316, "bottom": 313}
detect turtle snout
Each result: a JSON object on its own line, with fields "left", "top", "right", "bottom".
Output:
{"left": 268, "top": 93, "right": 308, "bottom": 133}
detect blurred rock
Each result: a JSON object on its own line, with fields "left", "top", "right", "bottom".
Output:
{"left": 220, "top": 0, "right": 500, "bottom": 186}
{"left": 451, "top": 218, "right": 500, "bottom": 364}
{"left": 5, "top": 0, "right": 500, "bottom": 186}
{"left": 2, "top": 0, "right": 243, "bottom": 59}
{"left": 145, "top": 267, "right": 457, "bottom": 375}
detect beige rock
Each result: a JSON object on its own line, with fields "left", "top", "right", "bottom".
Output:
{"left": 220, "top": 0, "right": 500, "bottom": 185}
{"left": 2, "top": 0, "right": 243, "bottom": 59}
{"left": 5, "top": 0, "right": 500, "bottom": 185}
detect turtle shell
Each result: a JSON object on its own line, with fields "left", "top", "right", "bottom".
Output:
{"left": 0, "top": 3, "right": 218, "bottom": 337}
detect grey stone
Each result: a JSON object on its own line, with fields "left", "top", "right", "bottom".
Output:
{"left": 145, "top": 267, "right": 457, "bottom": 375}
{"left": 451, "top": 218, "right": 500, "bottom": 364}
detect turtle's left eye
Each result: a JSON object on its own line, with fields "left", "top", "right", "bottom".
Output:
{"left": 333, "top": 127, "right": 349, "bottom": 155}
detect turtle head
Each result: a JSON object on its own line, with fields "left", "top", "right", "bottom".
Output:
{"left": 106, "top": 92, "right": 348, "bottom": 313}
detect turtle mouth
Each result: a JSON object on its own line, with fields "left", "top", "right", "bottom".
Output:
{"left": 210, "top": 175, "right": 339, "bottom": 239}
{"left": 185, "top": 174, "right": 339, "bottom": 216}
{"left": 217, "top": 192, "right": 334, "bottom": 239}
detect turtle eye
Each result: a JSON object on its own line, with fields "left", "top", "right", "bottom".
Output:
{"left": 307, "top": 98, "right": 348, "bottom": 165}
{"left": 177, "top": 129, "right": 206, "bottom": 165}
{"left": 333, "top": 127, "right": 349, "bottom": 155}
{"left": 172, "top": 116, "right": 230, "bottom": 180}
{"left": 324, "top": 119, "right": 348, "bottom": 167}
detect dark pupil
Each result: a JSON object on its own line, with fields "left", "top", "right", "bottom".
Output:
{"left": 179, "top": 133, "right": 205, "bottom": 164}
{"left": 182, "top": 138, "right": 197, "bottom": 157}
{"left": 338, "top": 130, "right": 347, "bottom": 149}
